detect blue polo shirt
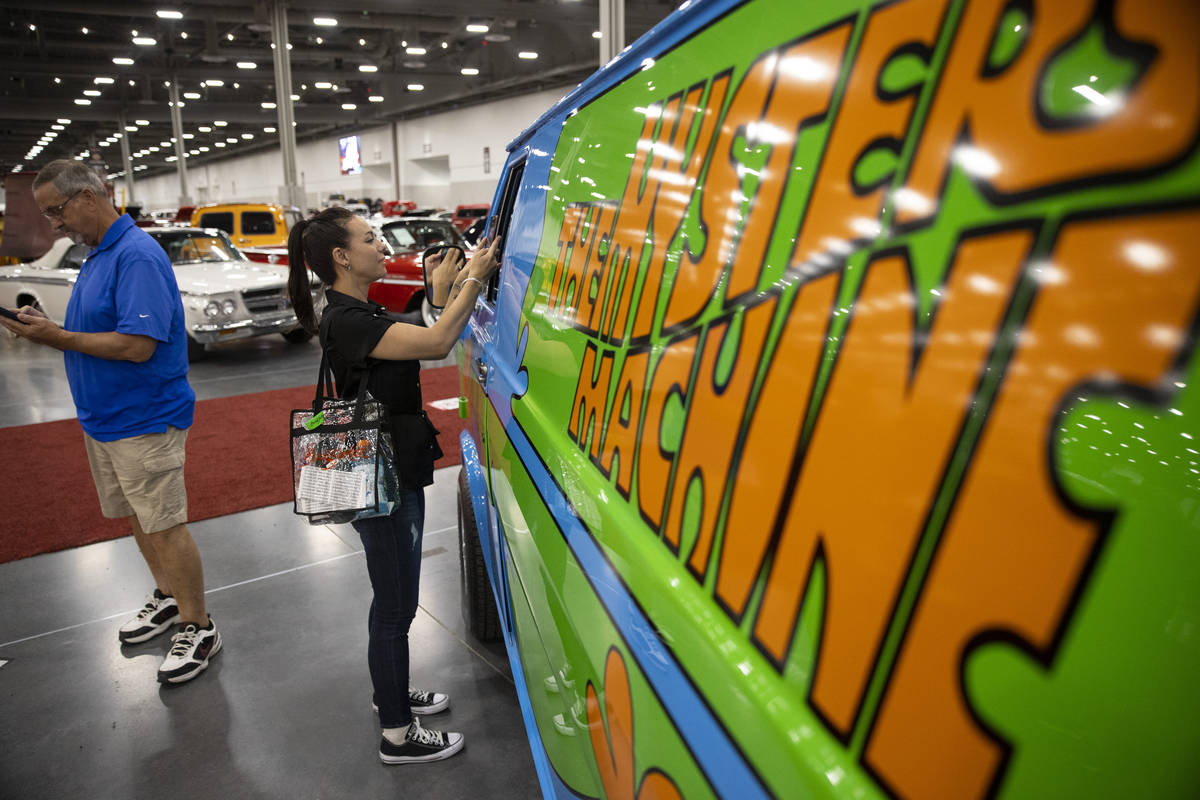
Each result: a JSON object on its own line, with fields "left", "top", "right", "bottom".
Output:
{"left": 63, "top": 214, "right": 195, "bottom": 441}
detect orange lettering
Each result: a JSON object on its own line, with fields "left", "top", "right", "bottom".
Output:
{"left": 549, "top": 204, "right": 590, "bottom": 310}
{"left": 637, "top": 332, "right": 700, "bottom": 529}
{"left": 662, "top": 298, "right": 777, "bottom": 574}
{"left": 714, "top": 272, "right": 838, "bottom": 615}
{"left": 790, "top": 0, "right": 947, "bottom": 269}
{"left": 618, "top": 77, "right": 730, "bottom": 341}
{"left": 865, "top": 208, "right": 1200, "bottom": 798}
{"left": 599, "top": 349, "right": 651, "bottom": 498}
{"left": 569, "top": 343, "right": 615, "bottom": 461}
{"left": 751, "top": 231, "right": 1032, "bottom": 737}
{"left": 897, "top": 0, "right": 1200, "bottom": 225}
{"left": 668, "top": 23, "right": 852, "bottom": 328}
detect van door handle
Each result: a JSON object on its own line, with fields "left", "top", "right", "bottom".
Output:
{"left": 473, "top": 358, "right": 488, "bottom": 383}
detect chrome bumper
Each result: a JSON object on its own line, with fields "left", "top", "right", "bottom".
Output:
{"left": 189, "top": 313, "right": 300, "bottom": 343}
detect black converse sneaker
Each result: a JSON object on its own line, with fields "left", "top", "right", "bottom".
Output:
{"left": 156, "top": 618, "right": 222, "bottom": 684}
{"left": 118, "top": 589, "right": 180, "bottom": 644}
{"left": 371, "top": 688, "right": 451, "bottom": 716}
{"left": 378, "top": 717, "right": 464, "bottom": 764}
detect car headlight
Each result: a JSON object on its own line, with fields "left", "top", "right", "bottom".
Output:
{"left": 222, "top": 298, "right": 237, "bottom": 315}
{"left": 204, "top": 301, "right": 222, "bottom": 318}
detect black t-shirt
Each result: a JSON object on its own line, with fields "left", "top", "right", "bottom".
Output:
{"left": 318, "top": 289, "right": 443, "bottom": 489}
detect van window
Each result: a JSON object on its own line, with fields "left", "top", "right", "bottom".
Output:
{"left": 196, "top": 212, "right": 234, "bottom": 235}
{"left": 241, "top": 211, "right": 276, "bottom": 235}
{"left": 487, "top": 159, "right": 525, "bottom": 303}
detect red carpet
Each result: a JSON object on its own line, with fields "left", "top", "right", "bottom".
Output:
{"left": 0, "top": 365, "right": 465, "bottom": 564}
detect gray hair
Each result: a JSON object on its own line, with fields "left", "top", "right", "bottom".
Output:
{"left": 32, "top": 160, "right": 107, "bottom": 198}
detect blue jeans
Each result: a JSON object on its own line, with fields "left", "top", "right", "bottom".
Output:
{"left": 352, "top": 487, "right": 425, "bottom": 728}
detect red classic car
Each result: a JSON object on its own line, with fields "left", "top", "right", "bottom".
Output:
{"left": 450, "top": 203, "right": 489, "bottom": 232}
{"left": 371, "top": 217, "right": 469, "bottom": 325}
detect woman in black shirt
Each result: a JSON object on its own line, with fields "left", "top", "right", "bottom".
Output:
{"left": 286, "top": 206, "right": 499, "bottom": 764}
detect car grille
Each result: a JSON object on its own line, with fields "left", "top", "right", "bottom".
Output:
{"left": 242, "top": 287, "right": 291, "bottom": 314}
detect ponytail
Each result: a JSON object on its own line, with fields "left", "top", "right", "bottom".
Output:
{"left": 286, "top": 207, "right": 354, "bottom": 334}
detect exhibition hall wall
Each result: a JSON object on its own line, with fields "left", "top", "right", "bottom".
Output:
{"left": 127, "top": 86, "right": 568, "bottom": 211}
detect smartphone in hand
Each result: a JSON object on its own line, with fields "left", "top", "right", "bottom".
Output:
{"left": 0, "top": 307, "right": 26, "bottom": 323}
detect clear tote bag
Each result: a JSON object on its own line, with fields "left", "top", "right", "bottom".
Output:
{"left": 290, "top": 353, "right": 399, "bottom": 525}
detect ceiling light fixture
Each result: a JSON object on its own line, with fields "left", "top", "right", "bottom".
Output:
{"left": 181, "top": 32, "right": 188, "bottom": 39}
{"left": 135, "top": 119, "right": 149, "bottom": 125}
{"left": 83, "top": 89, "right": 102, "bottom": 97}
{"left": 94, "top": 76, "right": 115, "bottom": 84}
{"left": 466, "top": 24, "right": 489, "bottom": 33}
{"left": 57, "top": 119, "right": 71, "bottom": 124}
{"left": 461, "top": 67, "right": 479, "bottom": 76}
{"left": 205, "top": 79, "right": 224, "bottom": 87}
{"left": 133, "top": 37, "right": 157, "bottom": 46}
{"left": 183, "top": 92, "right": 201, "bottom": 99}
{"left": 407, "top": 84, "right": 424, "bottom": 91}
{"left": 113, "top": 57, "right": 135, "bottom": 65}
{"left": 261, "top": 101, "right": 277, "bottom": 109}
{"left": 358, "top": 38, "right": 366, "bottom": 46}
{"left": 405, "top": 46, "right": 426, "bottom": 55}
{"left": 341, "top": 103, "right": 356, "bottom": 110}
{"left": 242, "top": 133, "right": 254, "bottom": 139}
{"left": 214, "top": 120, "right": 228, "bottom": 126}
{"left": 518, "top": 51, "right": 538, "bottom": 59}
{"left": 237, "top": 62, "right": 257, "bottom": 69}
{"left": 368, "top": 95, "right": 384, "bottom": 102}
{"left": 314, "top": 81, "right": 332, "bottom": 89}
{"left": 156, "top": 10, "right": 183, "bottom": 19}
{"left": 313, "top": 17, "right": 337, "bottom": 26}
{"left": 359, "top": 65, "right": 378, "bottom": 72}
{"left": 264, "top": 126, "right": 276, "bottom": 133}
{"left": 315, "top": 37, "right": 323, "bottom": 44}
{"left": 125, "top": 125, "right": 138, "bottom": 131}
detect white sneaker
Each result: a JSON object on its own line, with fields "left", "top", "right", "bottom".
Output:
{"left": 157, "top": 619, "right": 222, "bottom": 684}
{"left": 118, "top": 589, "right": 180, "bottom": 644}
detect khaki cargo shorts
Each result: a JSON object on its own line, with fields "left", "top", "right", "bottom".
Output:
{"left": 83, "top": 426, "right": 189, "bottom": 534}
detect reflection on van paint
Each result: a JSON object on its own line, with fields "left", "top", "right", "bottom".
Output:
{"left": 467, "top": 0, "right": 1200, "bottom": 797}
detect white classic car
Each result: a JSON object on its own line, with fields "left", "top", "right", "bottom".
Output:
{"left": 0, "top": 228, "right": 320, "bottom": 359}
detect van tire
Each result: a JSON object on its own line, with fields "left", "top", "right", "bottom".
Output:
{"left": 458, "top": 468, "right": 501, "bottom": 641}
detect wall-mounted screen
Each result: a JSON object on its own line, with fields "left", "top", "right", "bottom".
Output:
{"left": 339, "top": 135, "right": 362, "bottom": 175}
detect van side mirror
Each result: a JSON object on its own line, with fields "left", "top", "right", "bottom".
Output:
{"left": 422, "top": 244, "right": 466, "bottom": 310}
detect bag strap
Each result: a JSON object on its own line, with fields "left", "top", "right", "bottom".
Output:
{"left": 312, "top": 305, "right": 377, "bottom": 421}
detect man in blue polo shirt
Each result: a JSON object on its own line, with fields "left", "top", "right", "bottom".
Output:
{"left": 1, "top": 160, "right": 221, "bottom": 684}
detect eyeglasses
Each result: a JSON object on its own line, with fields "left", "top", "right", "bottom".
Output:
{"left": 41, "top": 189, "right": 85, "bottom": 220}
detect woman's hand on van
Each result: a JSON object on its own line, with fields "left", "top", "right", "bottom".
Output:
{"left": 466, "top": 236, "right": 502, "bottom": 283}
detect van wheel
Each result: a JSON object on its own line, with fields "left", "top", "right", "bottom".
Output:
{"left": 281, "top": 328, "right": 313, "bottom": 344}
{"left": 186, "top": 336, "right": 206, "bottom": 361}
{"left": 458, "top": 468, "right": 501, "bottom": 641}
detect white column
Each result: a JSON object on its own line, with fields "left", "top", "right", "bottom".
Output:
{"left": 599, "top": 0, "right": 625, "bottom": 65}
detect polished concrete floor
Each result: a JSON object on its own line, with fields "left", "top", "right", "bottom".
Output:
{"left": 0, "top": 332, "right": 540, "bottom": 799}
